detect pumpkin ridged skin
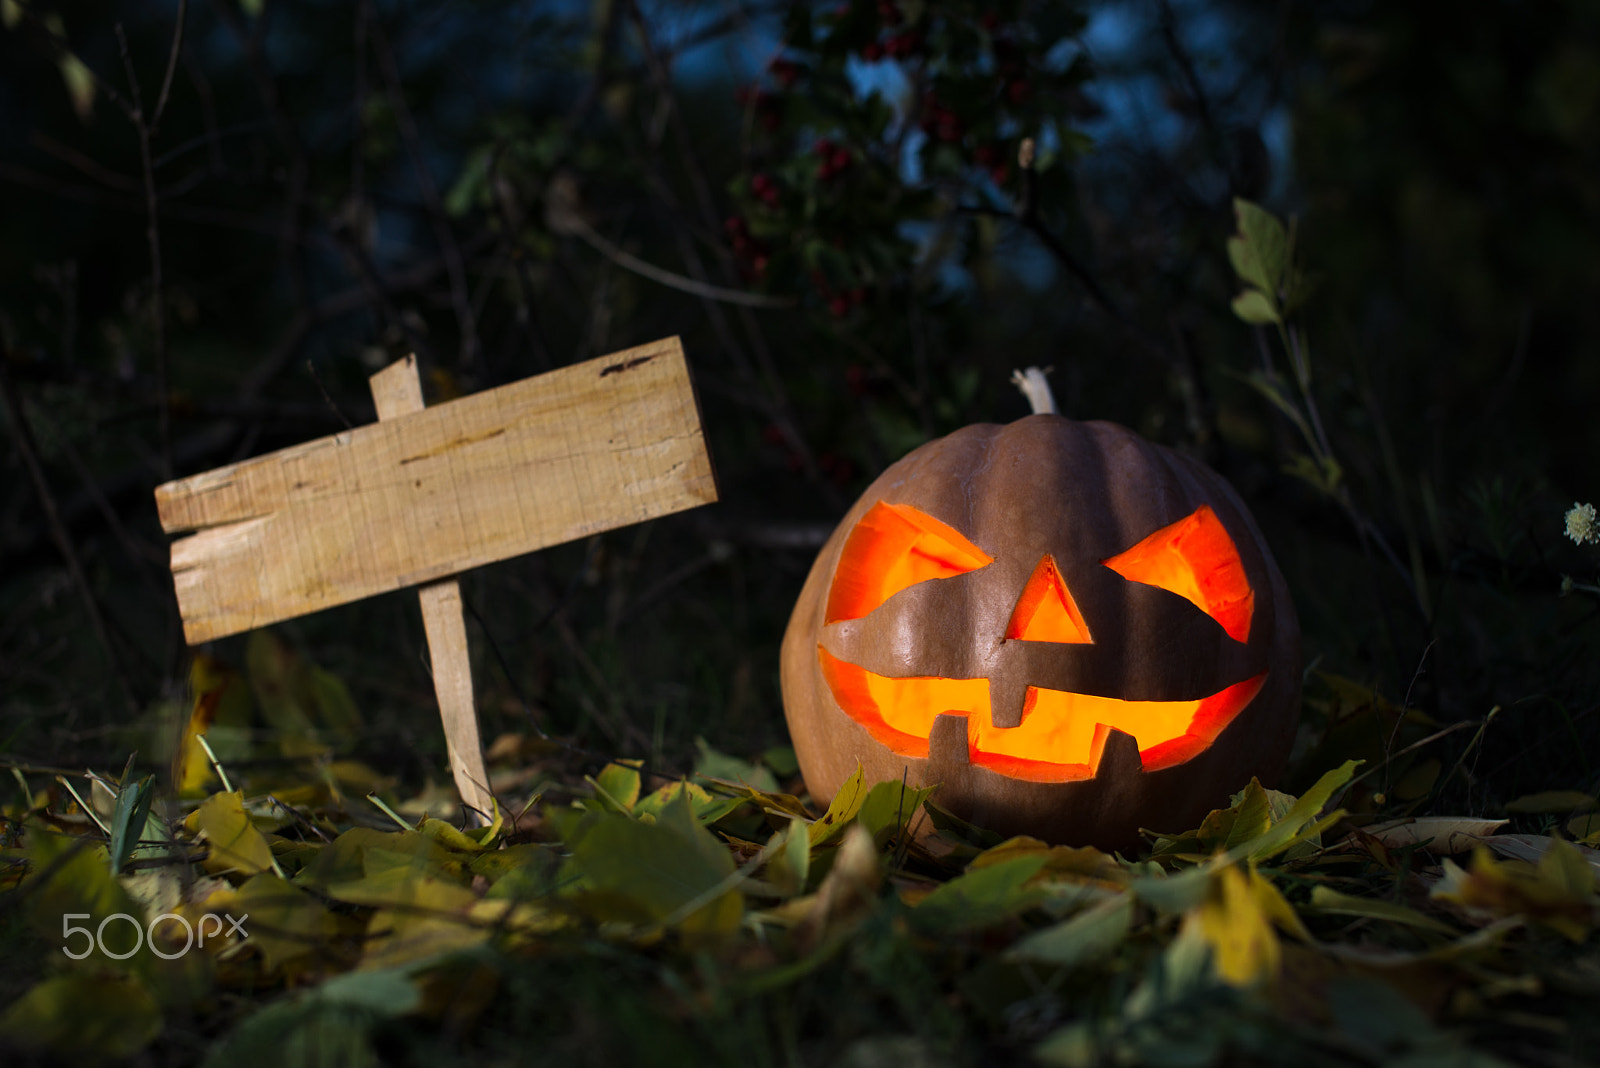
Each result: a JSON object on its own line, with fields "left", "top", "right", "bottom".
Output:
{"left": 780, "top": 415, "right": 1301, "bottom": 851}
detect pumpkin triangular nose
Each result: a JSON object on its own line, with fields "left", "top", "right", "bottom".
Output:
{"left": 1005, "top": 555, "right": 1093, "bottom": 644}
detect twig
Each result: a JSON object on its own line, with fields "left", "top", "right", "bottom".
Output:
{"left": 116, "top": 21, "right": 174, "bottom": 479}
{"left": 195, "top": 734, "right": 233, "bottom": 793}
{"left": 55, "top": 776, "right": 112, "bottom": 836}
{"left": 0, "top": 358, "right": 140, "bottom": 714}
{"left": 549, "top": 200, "right": 796, "bottom": 310}
{"left": 304, "top": 359, "right": 354, "bottom": 430}
{"left": 151, "top": 0, "right": 187, "bottom": 130}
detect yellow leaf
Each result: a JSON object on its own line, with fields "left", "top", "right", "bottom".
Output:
{"left": 234, "top": 873, "right": 337, "bottom": 973}
{"left": 360, "top": 908, "right": 488, "bottom": 971}
{"left": 0, "top": 973, "right": 160, "bottom": 1059}
{"left": 189, "top": 791, "right": 277, "bottom": 875}
{"left": 1568, "top": 813, "right": 1600, "bottom": 846}
{"left": 1431, "top": 844, "right": 1595, "bottom": 942}
{"left": 174, "top": 655, "right": 253, "bottom": 796}
{"left": 1193, "top": 864, "right": 1280, "bottom": 986}
{"left": 324, "top": 867, "right": 478, "bottom": 912}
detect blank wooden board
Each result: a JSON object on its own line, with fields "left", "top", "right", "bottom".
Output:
{"left": 157, "top": 337, "right": 717, "bottom": 644}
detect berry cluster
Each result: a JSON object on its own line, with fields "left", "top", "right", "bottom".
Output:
{"left": 723, "top": 215, "right": 770, "bottom": 278}
{"left": 814, "top": 139, "right": 852, "bottom": 182}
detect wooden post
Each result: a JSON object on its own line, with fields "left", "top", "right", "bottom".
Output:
{"left": 155, "top": 337, "right": 717, "bottom": 818}
{"left": 368, "top": 355, "right": 494, "bottom": 822}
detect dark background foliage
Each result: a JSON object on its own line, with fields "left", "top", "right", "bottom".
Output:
{"left": 3, "top": 0, "right": 1598, "bottom": 810}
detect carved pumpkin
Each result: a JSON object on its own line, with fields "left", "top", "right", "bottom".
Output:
{"left": 780, "top": 414, "right": 1300, "bottom": 850}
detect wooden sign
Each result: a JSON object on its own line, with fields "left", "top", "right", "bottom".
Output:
{"left": 156, "top": 337, "right": 717, "bottom": 816}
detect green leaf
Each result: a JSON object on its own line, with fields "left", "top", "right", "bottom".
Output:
{"left": 0, "top": 973, "right": 162, "bottom": 1059}
{"left": 588, "top": 761, "right": 642, "bottom": 813}
{"left": 693, "top": 737, "right": 779, "bottom": 793}
{"left": 634, "top": 779, "right": 745, "bottom": 826}
{"left": 1131, "top": 864, "right": 1214, "bottom": 914}
{"left": 854, "top": 778, "right": 936, "bottom": 847}
{"left": 765, "top": 816, "right": 811, "bottom": 897}
{"left": 201, "top": 966, "right": 421, "bottom": 1068}
{"left": 809, "top": 765, "right": 867, "bottom": 847}
{"left": 911, "top": 854, "right": 1049, "bottom": 932}
{"left": 1307, "top": 886, "right": 1457, "bottom": 935}
{"left": 570, "top": 791, "right": 741, "bottom": 939}
{"left": 1228, "top": 198, "right": 1288, "bottom": 296}
{"left": 108, "top": 774, "right": 157, "bottom": 875}
{"left": 1008, "top": 892, "right": 1134, "bottom": 967}
{"left": 1244, "top": 759, "right": 1360, "bottom": 861}
{"left": 1231, "top": 288, "right": 1280, "bottom": 325}
{"left": 1196, "top": 778, "right": 1274, "bottom": 853}
{"left": 444, "top": 144, "right": 494, "bottom": 217}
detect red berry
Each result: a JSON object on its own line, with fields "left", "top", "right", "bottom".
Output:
{"left": 772, "top": 59, "right": 800, "bottom": 88}
{"left": 876, "top": 0, "right": 901, "bottom": 26}
{"left": 886, "top": 30, "right": 922, "bottom": 57}
{"left": 751, "top": 253, "right": 769, "bottom": 276}
{"left": 975, "top": 143, "right": 998, "bottom": 166}
{"left": 828, "top": 295, "right": 850, "bottom": 317}
{"left": 1007, "top": 79, "right": 1032, "bottom": 105}
{"left": 862, "top": 40, "right": 883, "bottom": 61}
{"left": 989, "top": 164, "right": 1010, "bottom": 185}
{"left": 752, "top": 173, "right": 772, "bottom": 192}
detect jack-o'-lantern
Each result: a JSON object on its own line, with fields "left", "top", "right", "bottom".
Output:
{"left": 780, "top": 410, "right": 1300, "bottom": 850}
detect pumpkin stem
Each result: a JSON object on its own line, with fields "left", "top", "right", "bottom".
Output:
{"left": 1010, "top": 366, "right": 1057, "bottom": 415}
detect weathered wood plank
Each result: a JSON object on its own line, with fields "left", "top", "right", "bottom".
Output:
{"left": 368, "top": 354, "right": 494, "bottom": 824}
{"left": 157, "top": 337, "right": 716, "bottom": 644}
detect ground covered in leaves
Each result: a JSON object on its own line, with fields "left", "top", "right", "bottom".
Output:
{"left": 3, "top": 639, "right": 1600, "bottom": 1067}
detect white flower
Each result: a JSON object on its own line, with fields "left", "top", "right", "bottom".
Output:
{"left": 1565, "top": 502, "right": 1599, "bottom": 546}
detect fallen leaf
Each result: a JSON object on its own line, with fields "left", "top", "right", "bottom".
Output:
{"left": 1191, "top": 864, "right": 1281, "bottom": 986}
{"left": 910, "top": 854, "right": 1049, "bottom": 933}
{"left": 1503, "top": 790, "right": 1597, "bottom": 815}
{"left": 1431, "top": 843, "right": 1595, "bottom": 942}
{"left": 1008, "top": 891, "right": 1134, "bottom": 968}
{"left": 188, "top": 792, "right": 278, "bottom": 876}
{"left": 0, "top": 973, "right": 161, "bottom": 1059}
{"left": 1365, "top": 816, "right": 1509, "bottom": 854}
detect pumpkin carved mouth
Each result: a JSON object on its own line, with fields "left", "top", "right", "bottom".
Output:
{"left": 817, "top": 646, "right": 1265, "bottom": 783}
{"left": 815, "top": 498, "right": 1270, "bottom": 783}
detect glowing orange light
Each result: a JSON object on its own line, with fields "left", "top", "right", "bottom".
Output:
{"left": 1101, "top": 505, "right": 1254, "bottom": 642}
{"left": 818, "top": 646, "right": 1265, "bottom": 783}
{"left": 1005, "top": 555, "right": 1093, "bottom": 644}
{"left": 825, "top": 502, "right": 993, "bottom": 624}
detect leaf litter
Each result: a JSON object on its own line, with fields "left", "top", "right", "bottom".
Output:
{"left": 1, "top": 647, "right": 1598, "bottom": 1066}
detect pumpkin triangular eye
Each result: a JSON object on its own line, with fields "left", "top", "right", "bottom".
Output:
{"left": 1005, "top": 555, "right": 1093, "bottom": 643}
{"left": 1101, "top": 505, "right": 1254, "bottom": 642}
{"left": 825, "top": 502, "right": 993, "bottom": 623}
